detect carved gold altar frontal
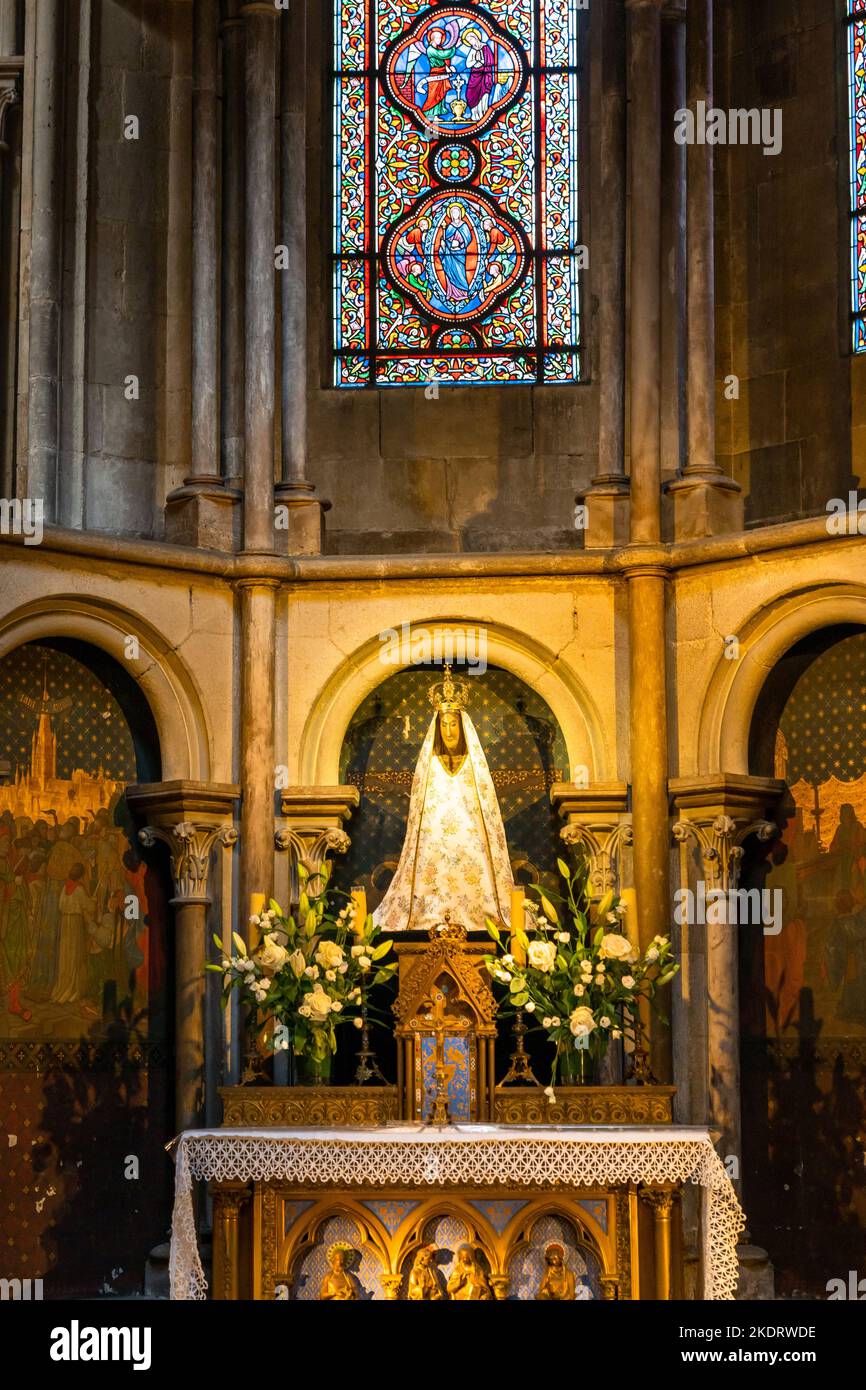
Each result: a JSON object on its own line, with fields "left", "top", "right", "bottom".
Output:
{"left": 169, "top": 1127, "right": 745, "bottom": 1302}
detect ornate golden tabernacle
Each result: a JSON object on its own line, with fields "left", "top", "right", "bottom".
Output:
{"left": 393, "top": 922, "right": 497, "bottom": 1122}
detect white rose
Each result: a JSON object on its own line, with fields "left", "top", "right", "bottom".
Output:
{"left": 359, "top": 956, "right": 372, "bottom": 971}
{"left": 305, "top": 983, "right": 334, "bottom": 1023}
{"left": 600, "top": 1016, "right": 611, "bottom": 1028}
{"left": 542, "top": 1016, "right": 552, "bottom": 1029}
{"left": 524, "top": 1001, "right": 536, "bottom": 1013}
{"left": 551, "top": 1016, "right": 561, "bottom": 1028}
{"left": 288, "top": 949, "right": 306, "bottom": 978}
{"left": 220, "top": 958, "right": 231, "bottom": 971}
{"left": 599, "top": 933, "right": 636, "bottom": 962}
{"left": 646, "top": 947, "right": 659, "bottom": 963}
{"left": 569, "top": 1006, "right": 596, "bottom": 1038}
{"left": 527, "top": 940, "right": 558, "bottom": 973}
{"left": 573, "top": 984, "right": 584, "bottom": 998}
{"left": 258, "top": 935, "right": 289, "bottom": 977}
{"left": 351, "top": 944, "right": 365, "bottom": 958}
{"left": 612, "top": 1029, "right": 622, "bottom": 1039}
{"left": 493, "top": 968, "right": 512, "bottom": 985}
{"left": 622, "top": 975, "right": 635, "bottom": 990}
{"left": 304, "top": 964, "right": 319, "bottom": 979}
{"left": 353, "top": 1016, "right": 364, "bottom": 1029}
{"left": 316, "top": 940, "right": 345, "bottom": 971}
{"left": 544, "top": 1085, "right": 556, "bottom": 1103}
{"left": 331, "top": 1001, "right": 343, "bottom": 1013}
{"left": 580, "top": 960, "right": 593, "bottom": 974}
{"left": 325, "top": 969, "right": 336, "bottom": 982}
{"left": 298, "top": 1004, "right": 311, "bottom": 1018}
{"left": 338, "top": 962, "right": 348, "bottom": 974}
{"left": 556, "top": 932, "right": 570, "bottom": 944}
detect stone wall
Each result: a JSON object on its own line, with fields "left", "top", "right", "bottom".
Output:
{"left": 715, "top": 0, "right": 865, "bottom": 524}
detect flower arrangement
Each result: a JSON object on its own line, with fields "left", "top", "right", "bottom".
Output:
{"left": 209, "top": 861, "right": 397, "bottom": 1078}
{"left": 484, "top": 854, "right": 679, "bottom": 1096}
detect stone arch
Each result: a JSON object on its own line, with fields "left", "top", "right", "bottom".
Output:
{"left": 697, "top": 583, "right": 866, "bottom": 776}
{"left": 0, "top": 595, "right": 212, "bottom": 781}
{"left": 297, "top": 618, "right": 610, "bottom": 786}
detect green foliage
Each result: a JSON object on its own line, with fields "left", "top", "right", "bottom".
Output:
{"left": 207, "top": 878, "right": 397, "bottom": 1064}
{"left": 484, "top": 848, "right": 680, "bottom": 1093}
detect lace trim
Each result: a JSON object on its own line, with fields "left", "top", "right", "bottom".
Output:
{"left": 169, "top": 1131, "right": 744, "bottom": 1301}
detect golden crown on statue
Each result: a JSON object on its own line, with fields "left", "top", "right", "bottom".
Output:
{"left": 428, "top": 663, "right": 470, "bottom": 713}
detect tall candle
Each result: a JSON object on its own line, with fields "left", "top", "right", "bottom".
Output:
{"left": 249, "top": 892, "right": 266, "bottom": 921}
{"left": 510, "top": 886, "right": 527, "bottom": 966}
{"left": 618, "top": 888, "right": 638, "bottom": 948}
{"left": 351, "top": 886, "right": 368, "bottom": 938}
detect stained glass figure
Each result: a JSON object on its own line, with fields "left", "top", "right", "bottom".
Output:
{"left": 848, "top": 2, "right": 866, "bottom": 351}
{"left": 332, "top": 0, "right": 583, "bottom": 387}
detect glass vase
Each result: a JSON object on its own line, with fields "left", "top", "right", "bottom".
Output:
{"left": 296, "top": 1051, "right": 333, "bottom": 1086}
{"left": 558, "top": 1037, "right": 603, "bottom": 1086}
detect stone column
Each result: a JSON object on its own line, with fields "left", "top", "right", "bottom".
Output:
{"left": 274, "top": 0, "right": 327, "bottom": 556}
{"left": 550, "top": 782, "right": 632, "bottom": 897}
{"left": 667, "top": 0, "right": 743, "bottom": 538}
{"left": 626, "top": 0, "right": 663, "bottom": 546}
{"left": 0, "top": 8, "right": 22, "bottom": 499}
{"left": 166, "top": 0, "right": 241, "bottom": 550}
{"left": 242, "top": 1, "right": 278, "bottom": 555}
{"left": 671, "top": 775, "right": 782, "bottom": 1168}
{"left": 126, "top": 780, "right": 240, "bottom": 1134}
{"left": 624, "top": 1, "right": 669, "bottom": 1079}
{"left": 275, "top": 785, "right": 359, "bottom": 897}
{"left": 26, "top": 0, "right": 63, "bottom": 519}
{"left": 583, "top": 0, "right": 628, "bottom": 547}
{"left": 237, "top": 579, "right": 279, "bottom": 935}
{"left": 221, "top": 0, "right": 245, "bottom": 493}
{"left": 626, "top": 559, "right": 671, "bottom": 1081}
{"left": 659, "top": 1, "right": 687, "bottom": 483}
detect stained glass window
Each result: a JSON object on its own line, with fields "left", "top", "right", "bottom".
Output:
{"left": 847, "top": 1, "right": 866, "bottom": 351}
{"left": 332, "top": 0, "right": 583, "bottom": 387}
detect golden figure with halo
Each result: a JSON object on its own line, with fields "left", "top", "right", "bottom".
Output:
{"left": 319, "top": 1242, "right": 358, "bottom": 1300}
{"left": 536, "top": 1241, "right": 577, "bottom": 1300}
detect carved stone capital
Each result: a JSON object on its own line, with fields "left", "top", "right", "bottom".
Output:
{"left": 126, "top": 780, "right": 240, "bottom": 903}
{"left": 276, "top": 785, "right": 358, "bottom": 883}
{"left": 671, "top": 775, "right": 784, "bottom": 893}
{"left": 551, "top": 782, "right": 631, "bottom": 896}
{"left": 639, "top": 1186, "right": 677, "bottom": 1216}
{"left": 672, "top": 815, "right": 775, "bottom": 893}
{"left": 139, "top": 821, "right": 238, "bottom": 903}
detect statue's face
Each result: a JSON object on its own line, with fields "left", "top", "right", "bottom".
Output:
{"left": 458, "top": 1248, "right": 472, "bottom": 1267}
{"left": 549, "top": 1251, "right": 563, "bottom": 1268}
{"left": 333, "top": 1251, "right": 346, "bottom": 1271}
{"left": 419, "top": 1250, "right": 432, "bottom": 1268}
{"left": 439, "top": 710, "right": 462, "bottom": 752}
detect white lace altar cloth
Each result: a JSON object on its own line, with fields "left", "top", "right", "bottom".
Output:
{"left": 168, "top": 1124, "right": 744, "bottom": 1301}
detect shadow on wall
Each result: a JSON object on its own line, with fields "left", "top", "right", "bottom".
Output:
{"left": 31, "top": 990, "right": 174, "bottom": 1299}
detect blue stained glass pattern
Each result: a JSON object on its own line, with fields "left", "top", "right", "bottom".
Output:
{"left": 848, "top": 11, "right": 866, "bottom": 350}
{"left": 332, "top": 1, "right": 584, "bottom": 386}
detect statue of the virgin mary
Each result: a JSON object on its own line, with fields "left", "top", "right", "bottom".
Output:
{"left": 373, "top": 666, "right": 514, "bottom": 933}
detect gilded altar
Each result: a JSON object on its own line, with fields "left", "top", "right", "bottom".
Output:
{"left": 172, "top": 930, "right": 742, "bottom": 1301}
{"left": 171, "top": 1125, "right": 743, "bottom": 1301}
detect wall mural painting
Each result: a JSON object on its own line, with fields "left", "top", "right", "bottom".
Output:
{"left": 336, "top": 663, "right": 569, "bottom": 909}
{"left": 0, "top": 643, "right": 163, "bottom": 1039}
{"left": 742, "top": 629, "right": 866, "bottom": 1297}
{"left": 0, "top": 641, "right": 170, "bottom": 1296}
